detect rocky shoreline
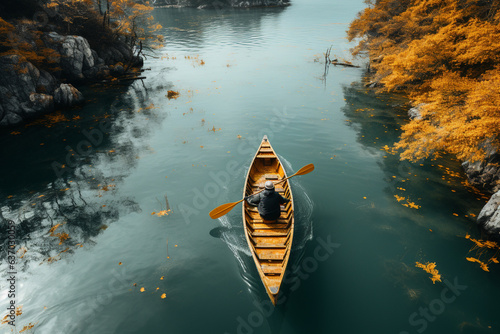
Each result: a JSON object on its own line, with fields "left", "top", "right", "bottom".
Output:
{"left": 464, "top": 151, "right": 500, "bottom": 238}
{"left": 0, "top": 32, "right": 142, "bottom": 128}
{"left": 405, "top": 102, "right": 500, "bottom": 238}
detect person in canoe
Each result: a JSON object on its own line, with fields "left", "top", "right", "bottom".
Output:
{"left": 246, "top": 181, "right": 290, "bottom": 221}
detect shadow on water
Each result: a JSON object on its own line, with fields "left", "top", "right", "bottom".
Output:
{"left": 0, "top": 79, "right": 171, "bottom": 271}
{"left": 340, "top": 82, "right": 486, "bottom": 237}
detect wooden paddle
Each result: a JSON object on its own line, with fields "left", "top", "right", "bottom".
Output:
{"left": 209, "top": 163, "right": 315, "bottom": 219}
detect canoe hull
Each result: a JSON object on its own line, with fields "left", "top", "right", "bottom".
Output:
{"left": 242, "top": 135, "right": 294, "bottom": 305}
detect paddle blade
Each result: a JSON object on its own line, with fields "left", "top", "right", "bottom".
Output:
{"left": 209, "top": 200, "right": 242, "bottom": 219}
{"left": 294, "top": 163, "right": 315, "bottom": 176}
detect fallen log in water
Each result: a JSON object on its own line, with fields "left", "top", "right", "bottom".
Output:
{"left": 330, "top": 60, "right": 360, "bottom": 68}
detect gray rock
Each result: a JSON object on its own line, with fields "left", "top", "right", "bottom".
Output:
{"left": 92, "top": 49, "right": 105, "bottom": 66}
{"left": 99, "top": 46, "right": 127, "bottom": 64}
{"left": 477, "top": 191, "right": 500, "bottom": 236}
{"left": 408, "top": 103, "right": 424, "bottom": 120}
{"left": 0, "top": 112, "right": 23, "bottom": 127}
{"left": 37, "top": 70, "right": 58, "bottom": 94}
{"left": 54, "top": 84, "right": 84, "bottom": 108}
{"left": 29, "top": 93, "right": 54, "bottom": 114}
{"left": 462, "top": 141, "right": 500, "bottom": 193}
{"left": 0, "top": 55, "right": 39, "bottom": 101}
{"left": 44, "top": 32, "right": 95, "bottom": 81}
{"left": 111, "top": 64, "right": 125, "bottom": 77}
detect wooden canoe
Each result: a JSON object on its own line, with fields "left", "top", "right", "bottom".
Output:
{"left": 243, "top": 135, "right": 294, "bottom": 305}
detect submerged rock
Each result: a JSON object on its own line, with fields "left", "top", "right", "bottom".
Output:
{"left": 477, "top": 191, "right": 500, "bottom": 236}
{"left": 54, "top": 84, "right": 84, "bottom": 108}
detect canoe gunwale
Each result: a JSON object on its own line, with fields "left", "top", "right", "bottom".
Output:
{"left": 242, "top": 135, "right": 294, "bottom": 305}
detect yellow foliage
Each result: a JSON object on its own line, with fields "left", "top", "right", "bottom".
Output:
{"left": 166, "top": 90, "right": 180, "bottom": 99}
{"left": 349, "top": 0, "right": 500, "bottom": 163}
{"left": 466, "top": 257, "right": 490, "bottom": 272}
{"left": 415, "top": 261, "right": 442, "bottom": 284}
{"left": 151, "top": 210, "right": 171, "bottom": 217}
{"left": 394, "top": 195, "right": 405, "bottom": 202}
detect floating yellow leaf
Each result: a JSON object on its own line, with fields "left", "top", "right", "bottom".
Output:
{"left": 415, "top": 262, "right": 441, "bottom": 284}
{"left": 140, "top": 287, "right": 145, "bottom": 292}
{"left": 19, "top": 322, "right": 37, "bottom": 333}
{"left": 161, "top": 293, "right": 166, "bottom": 299}
{"left": 153, "top": 210, "right": 171, "bottom": 217}
{"left": 166, "top": 90, "right": 180, "bottom": 99}
{"left": 466, "top": 257, "right": 489, "bottom": 272}
{"left": 394, "top": 195, "right": 405, "bottom": 202}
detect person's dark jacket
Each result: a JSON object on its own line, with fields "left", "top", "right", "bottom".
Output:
{"left": 246, "top": 189, "right": 290, "bottom": 221}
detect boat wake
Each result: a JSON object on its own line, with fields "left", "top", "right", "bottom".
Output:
{"left": 211, "top": 157, "right": 315, "bottom": 297}
{"left": 279, "top": 155, "right": 314, "bottom": 251}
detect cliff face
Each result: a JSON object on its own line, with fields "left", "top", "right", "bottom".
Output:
{"left": 0, "top": 32, "right": 142, "bottom": 127}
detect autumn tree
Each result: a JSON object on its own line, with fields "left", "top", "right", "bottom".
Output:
{"left": 348, "top": 0, "right": 500, "bottom": 163}
{"left": 42, "top": 0, "right": 163, "bottom": 51}
{"left": 0, "top": 0, "right": 163, "bottom": 72}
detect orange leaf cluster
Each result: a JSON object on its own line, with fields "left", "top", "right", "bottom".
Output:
{"left": 0, "top": 17, "right": 59, "bottom": 71}
{"left": 166, "top": 90, "right": 180, "bottom": 100}
{"left": 19, "top": 323, "right": 37, "bottom": 333}
{"left": 415, "top": 261, "right": 442, "bottom": 284}
{"left": 466, "top": 257, "right": 490, "bottom": 272}
{"left": 49, "top": 223, "right": 70, "bottom": 245}
{"left": 464, "top": 233, "right": 500, "bottom": 271}
{"left": 349, "top": 0, "right": 500, "bottom": 163}
{"left": 151, "top": 210, "right": 171, "bottom": 217}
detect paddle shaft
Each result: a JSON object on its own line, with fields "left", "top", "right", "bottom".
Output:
{"left": 209, "top": 163, "right": 314, "bottom": 219}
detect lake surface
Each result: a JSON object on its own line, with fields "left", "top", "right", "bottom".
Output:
{"left": 1, "top": 1, "right": 499, "bottom": 333}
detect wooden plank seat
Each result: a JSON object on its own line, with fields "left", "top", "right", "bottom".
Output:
{"left": 249, "top": 223, "right": 289, "bottom": 230}
{"left": 261, "top": 264, "right": 284, "bottom": 274}
{"left": 254, "top": 242, "right": 286, "bottom": 249}
{"left": 253, "top": 184, "right": 285, "bottom": 193}
{"left": 256, "top": 153, "right": 276, "bottom": 159}
{"left": 251, "top": 229, "right": 290, "bottom": 237}
{"left": 255, "top": 248, "right": 286, "bottom": 260}
{"left": 246, "top": 206, "right": 289, "bottom": 213}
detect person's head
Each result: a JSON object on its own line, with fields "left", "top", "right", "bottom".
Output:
{"left": 265, "top": 181, "right": 275, "bottom": 190}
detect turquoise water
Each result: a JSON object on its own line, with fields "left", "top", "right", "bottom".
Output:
{"left": 1, "top": 1, "right": 499, "bottom": 333}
